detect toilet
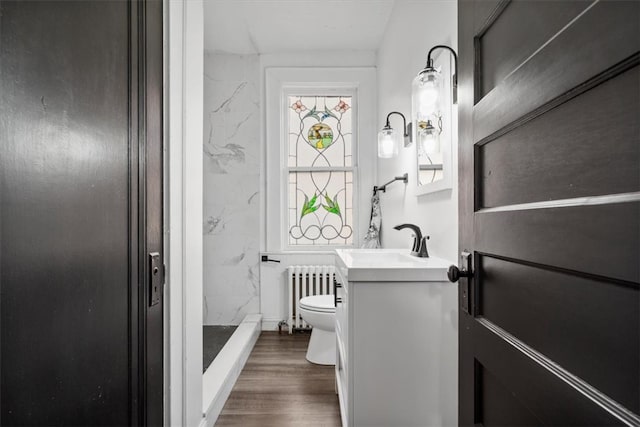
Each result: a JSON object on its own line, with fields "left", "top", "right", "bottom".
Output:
{"left": 298, "top": 295, "right": 336, "bottom": 365}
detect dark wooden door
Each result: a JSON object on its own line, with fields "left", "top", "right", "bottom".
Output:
{"left": 0, "top": 1, "right": 164, "bottom": 425}
{"left": 457, "top": 0, "right": 639, "bottom": 425}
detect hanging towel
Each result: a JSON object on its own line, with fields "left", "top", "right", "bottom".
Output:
{"left": 361, "top": 190, "right": 381, "bottom": 248}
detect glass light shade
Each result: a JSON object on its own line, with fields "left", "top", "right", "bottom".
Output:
{"left": 419, "top": 122, "right": 440, "bottom": 154}
{"left": 378, "top": 127, "right": 399, "bottom": 158}
{"left": 412, "top": 68, "right": 441, "bottom": 118}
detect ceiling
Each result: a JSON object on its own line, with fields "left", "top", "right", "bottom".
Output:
{"left": 203, "top": 0, "right": 396, "bottom": 54}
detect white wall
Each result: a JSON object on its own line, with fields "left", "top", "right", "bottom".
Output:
{"left": 203, "top": 53, "right": 261, "bottom": 325}
{"left": 376, "top": 0, "right": 458, "bottom": 262}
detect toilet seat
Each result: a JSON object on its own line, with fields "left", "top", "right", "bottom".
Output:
{"left": 299, "top": 295, "right": 335, "bottom": 313}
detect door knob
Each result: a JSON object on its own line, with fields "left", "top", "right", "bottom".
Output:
{"left": 448, "top": 251, "right": 473, "bottom": 283}
{"left": 447, "top": 265, "right": 471, "bottom": 282}
{"left": 450, "top": 251, "right": 473, "bottom": 314}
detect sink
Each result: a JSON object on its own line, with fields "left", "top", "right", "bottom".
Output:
{"left": 334, "top": 248, "right": 451, "bottom": 282}
{"left": 341, "top": 250, "right": 417, "bottom": 265}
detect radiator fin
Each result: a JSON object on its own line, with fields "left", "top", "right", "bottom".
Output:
{"left": 287, "top": 265, "right": 335, "bottom": 334}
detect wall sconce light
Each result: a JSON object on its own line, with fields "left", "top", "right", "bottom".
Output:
{"left": 412, "top": 45, "right": 457, "bottom": 157}
{"left": 378, "top": 111, "right": 412, "bottom": 159}
{"left": 412, "top": 45, "right": 458, "bottom": 113}
{"left": 412, "top": 45, "right": 458, "bottom": 193}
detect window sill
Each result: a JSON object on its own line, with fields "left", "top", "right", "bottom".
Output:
{"left": 261, "top": 249, "right": 349, "bottom": 256}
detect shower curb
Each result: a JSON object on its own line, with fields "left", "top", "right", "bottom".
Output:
{"left": 200, "top": 314, "right": 262, "bottom": 427}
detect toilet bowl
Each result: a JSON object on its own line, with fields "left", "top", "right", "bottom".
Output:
{"left": 298, "top": 295, "right": 336, "bottom": 365}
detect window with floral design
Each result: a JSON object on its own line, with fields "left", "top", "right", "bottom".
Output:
{"left": 287, "top": 95, "right": 354, "bottom": 246}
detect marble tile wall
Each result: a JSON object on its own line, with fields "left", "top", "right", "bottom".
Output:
{"left": 203, "top": 53, "right": 260, "bottom": 325}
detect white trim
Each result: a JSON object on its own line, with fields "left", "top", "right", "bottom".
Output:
{"left": 477, "top": 191, "right": 640, "bottom": 213}
{"left": 201, "top": 315, "right": 262, "bottom": 427}
{"left": 183, "top": 1, "right": 204, "bottom": 425}
{"left": 289, "top": 166, "right": 354, "bottom": 173}
{"left": 166, "top": 1, "right": 203, "bottom": 426}
{"left": 265, "top": 68, "right": 377, "bottom": 252}
{"left": 262, "top": 250, "right": 336, "bottom": 256}
{"left": 261, "top": 318, "right": 285, "bottom": 331}
{"left": 166, "top": 1, "right": 184, "bottom": 424}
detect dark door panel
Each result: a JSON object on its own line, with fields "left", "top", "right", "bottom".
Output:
{"left": 478, "top": 255, "right": 639, "bottom": 412}
{"left": 1, "top": 2, "right": 130, "bottom": 424}
{"left": 459, "top": 0, "right": 640, "bottom": 425}
{"left": 473, "top": 0, "right": 639, "bottom": 142}
{"left": 0, "top": 1, "right": 163, "bottom": 425}
{"left": 475, "top": 202, "right": 640, "bottom": 284}
{"left": 477, "top": 65, "right": 640, "bottom": 208}
{"left": 477, "top": 0, "right": 590, "bottom": 98}
{"left": 473, "top": 323, "right": 626, "bottom": 426}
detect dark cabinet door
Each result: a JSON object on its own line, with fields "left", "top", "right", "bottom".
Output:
{"left": 0, "top": 1, "right": 163, "bottom": 425}
{"left": 458, "top": 0, "right": 639, "bottom": 425}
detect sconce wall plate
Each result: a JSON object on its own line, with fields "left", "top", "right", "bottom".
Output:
{"left": 405, "top": 122, "right": 413, "bottom": 148}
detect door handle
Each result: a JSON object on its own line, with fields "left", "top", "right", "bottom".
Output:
{"left": 449, "top": 251, "right": 473, "bottom": 314}
{"left": 447, "top": 265, "right": 471, "bottom": 282}
{"left": 447, "top": 251, "right": 473, "bottom": 282}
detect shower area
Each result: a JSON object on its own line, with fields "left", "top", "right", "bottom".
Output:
{"left": 201, "top": 48, "right": 261, "bottom": 372}
{"left": 202, "top": 325, "right": 236, "bottom": 372}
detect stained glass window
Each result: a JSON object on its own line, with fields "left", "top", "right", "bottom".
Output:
{"left": 287, "top": 95, "right": 354, "bottom": 246}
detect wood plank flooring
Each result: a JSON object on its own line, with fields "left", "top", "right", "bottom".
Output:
{"left": 215, "top": 331, "right": 342, "bottom": 427}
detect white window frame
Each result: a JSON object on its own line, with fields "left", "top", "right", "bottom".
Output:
{"left": 265, "top": 68, "right": 377, "bottom": 252}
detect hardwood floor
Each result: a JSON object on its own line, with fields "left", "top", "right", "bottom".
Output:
{"left": 215, "top": 331, "right": 342, "bottom": 427}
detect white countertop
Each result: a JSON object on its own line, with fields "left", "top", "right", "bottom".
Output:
{"left": 334, "top": 249, "right": 451, "bottom": 282}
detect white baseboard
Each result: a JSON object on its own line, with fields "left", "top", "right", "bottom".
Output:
{"left": 261, "top": 317, "right": 286, "bottom": 331}
{"left": 200, "top": 314, "right": 262, "bottom": 427}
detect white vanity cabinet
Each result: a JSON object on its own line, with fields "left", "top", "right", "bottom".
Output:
{"left": 334, "top": 249, "right": 458, "bottom": 427}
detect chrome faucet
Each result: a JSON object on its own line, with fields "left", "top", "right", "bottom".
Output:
{"left": 393, "top": 223, "right": 429, "bottom": 258}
